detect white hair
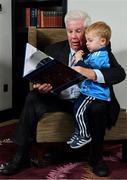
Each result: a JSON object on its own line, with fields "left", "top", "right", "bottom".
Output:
{"left": 64, "top": 10, "right": 91, "bottom": 28}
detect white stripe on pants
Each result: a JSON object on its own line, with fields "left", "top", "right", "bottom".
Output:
{"left": 75, "top": 96, "right": 95, "bottom": 138}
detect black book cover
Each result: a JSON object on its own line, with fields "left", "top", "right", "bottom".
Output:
{"left": 23, "top": 43, "right": 85, "bottom": 93}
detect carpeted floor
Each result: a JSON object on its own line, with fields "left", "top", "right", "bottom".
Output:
{"left": 0, "top": 121, "right": 127, "bottom": 179}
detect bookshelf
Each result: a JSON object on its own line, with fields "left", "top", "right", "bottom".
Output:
{"left": 11, "top": 0, "right": 67, "bottom": 117}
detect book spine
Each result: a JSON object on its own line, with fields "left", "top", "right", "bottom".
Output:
{"left": 37, "top": 9, "right": 41, "bottom": 27}
{"left": 40, "top": 10, "right": 44, "bottom": 27}
{"left": 30, "top": 8, "right": 37, "bottom": 26}
{"left": 25, "top": 8, "right": 30, "bottom": 27}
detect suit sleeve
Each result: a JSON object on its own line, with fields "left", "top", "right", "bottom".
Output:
{"left": 100, "top": 52, "right": 126, "bottom": 85}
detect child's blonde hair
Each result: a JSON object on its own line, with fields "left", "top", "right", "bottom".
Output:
{"left": 85, "top": 21, "right": 111, "bottom": 45}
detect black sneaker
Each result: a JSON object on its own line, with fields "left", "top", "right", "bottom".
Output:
{"left": 67, "top": 133, "right": 78, "bottom": 144}
{"left": 70, "top": 136, "right": 92, "bottom": 149}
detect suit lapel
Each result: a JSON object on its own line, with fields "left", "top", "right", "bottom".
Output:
{"left": 58, "top": 42, "right": 70, "bottom": 66}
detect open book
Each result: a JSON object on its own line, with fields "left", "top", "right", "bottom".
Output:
{"left": 23, "top": 43, "right": 85, "bottom": 93}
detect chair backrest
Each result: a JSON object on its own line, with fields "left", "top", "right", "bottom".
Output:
{"left": 28, "top": 27, "right": 67, "bottom": 51}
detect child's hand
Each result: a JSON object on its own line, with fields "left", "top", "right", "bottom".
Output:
{"left": 75, "top": 50, "right": 84, "bottom": 62}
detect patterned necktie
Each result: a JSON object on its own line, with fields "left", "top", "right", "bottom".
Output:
{"left": 70, "top": 53, "right": 76, "bottom": 67}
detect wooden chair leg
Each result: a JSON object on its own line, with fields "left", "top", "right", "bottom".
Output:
{"left": 31, "top": 143, "right": 47, "bottom": 167}
{"left": 35, "top": 143, "right": 47, "bottom": 167}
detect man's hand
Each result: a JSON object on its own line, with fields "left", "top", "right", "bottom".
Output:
{"left": 33, "top": 83, "right": 53, "bottom": 93}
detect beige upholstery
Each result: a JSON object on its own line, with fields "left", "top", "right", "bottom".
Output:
{"left": 28, "top": 26, "right": 67, "bottom": 48}
{"left": 105, "top": 110, "right": 127, "bottom": 140}
{"left": 36, "top": 110, "right": 127, "bottom": 142}
{"left": 28, "top": 27, "right": 127, "bottom": 164}
{"left": 37, "top": 112, "right": 74, "bottom": 143}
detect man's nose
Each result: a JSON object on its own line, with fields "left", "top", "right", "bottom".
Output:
{"left": 71, "top": 32, "right": 77, "bottom": 38}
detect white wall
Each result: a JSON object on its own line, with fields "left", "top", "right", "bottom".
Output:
{"left": 68, "top": 0, "right": 127, "bottom": 109}
{"left": 0, "top": 0, "right": 12, "bottom": 110}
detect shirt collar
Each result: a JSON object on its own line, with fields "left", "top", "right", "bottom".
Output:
{"left": 70, "top": 48, "right": 76, "bottom": 56}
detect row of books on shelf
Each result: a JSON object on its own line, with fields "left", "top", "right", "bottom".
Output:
{"left": 25, "top": 8, "right": 63, "bottom": 28}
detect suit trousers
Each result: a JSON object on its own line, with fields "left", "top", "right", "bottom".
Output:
{"left": 11, "top": 90, "right": 74, "bottom": 146}
{"left": 11, "top": 90, "right": 109, "bottom": 163}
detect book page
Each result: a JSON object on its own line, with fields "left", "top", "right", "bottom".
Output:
{"left": 23, "top": 43, "right": 50, "bottom": 77}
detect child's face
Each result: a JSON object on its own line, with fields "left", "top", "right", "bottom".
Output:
{"left": 85, "top": 31, "right": 106, "bottom": 52}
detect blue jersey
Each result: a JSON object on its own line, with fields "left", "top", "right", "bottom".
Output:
{"left": 80, "top": 47, "right": 111, "bottom": 101}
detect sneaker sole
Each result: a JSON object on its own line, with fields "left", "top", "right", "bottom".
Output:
{"left": 67, "top": 140, "right": 73, "bottom": 145}
{"left": 67, "top": 135, "right": 78, "bottom": 145}
{"left": 70, "top": 138, "right": 92, "bottom": 149}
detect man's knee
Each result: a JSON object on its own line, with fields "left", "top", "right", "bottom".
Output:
{"left": 87, "top": 101, "right": 107, "bottom": 116}
{"left": 25, "top": 90, "right": 39, "bottom": 104}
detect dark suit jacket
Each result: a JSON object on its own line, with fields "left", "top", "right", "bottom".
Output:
{"left": 44, "top": 40, "right": 126, "bottom": 128}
